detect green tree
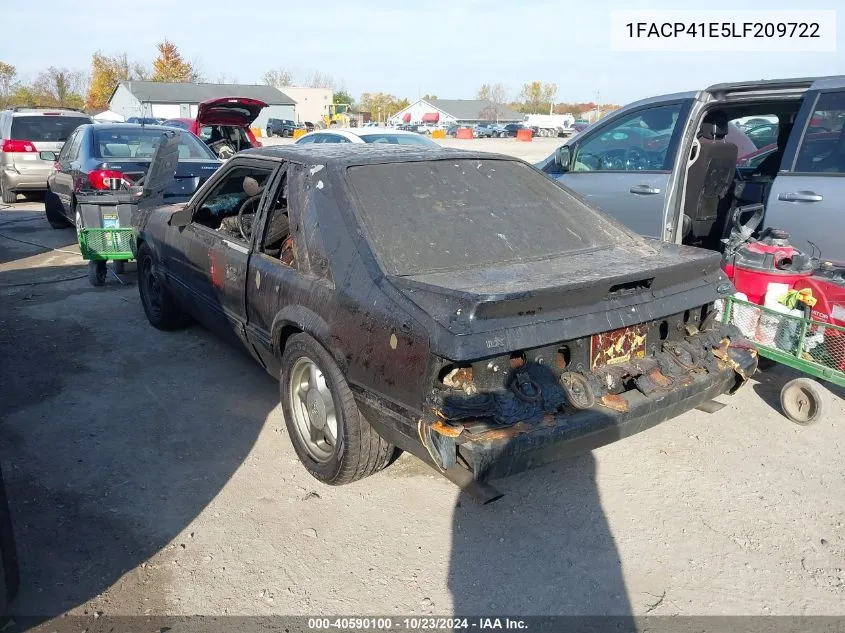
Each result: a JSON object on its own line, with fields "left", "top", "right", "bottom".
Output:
{"left": 151, "top": 40, "right": 195, "bottom": 83}
{"left": 422, "top": 93, "right": 438, "bottom": 101}
{"left": 333, "top": 89, "right": 354, "bottom": 107}
{"left": 0, "top": 61, "right": 18, "bottom": 108}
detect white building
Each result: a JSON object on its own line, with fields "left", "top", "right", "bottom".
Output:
{"left": 279, "top": 86, "right": 333, "bottom": 125}
{"left": 108, "top": 81, "right": 296, "bottom": 129}
{"left": 388, "top": 98, "right": 524, "bottom": 126}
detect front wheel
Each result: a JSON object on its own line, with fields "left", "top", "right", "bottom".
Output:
{"left": 280, "top": 333, "right": 394, "bottom": 485}
{"left": 137, "top": 243, "right": 192, "bottom": 330}
{"left": 88, "top": 260, "right": 107, "bottom": 286}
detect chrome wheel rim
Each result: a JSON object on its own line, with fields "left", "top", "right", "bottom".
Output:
{"left": 288, "top": 357, "right": 338, "bottom": 462}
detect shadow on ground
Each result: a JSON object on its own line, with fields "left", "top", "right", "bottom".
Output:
{"left": 0, "top": 264, "right": 276, "bottom": 618}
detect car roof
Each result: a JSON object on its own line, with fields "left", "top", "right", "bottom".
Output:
{"left": 85, "top": 123, "right": 180, "bottom": 132}
{"left": 238, "top": 144, "right": 513, "bottom": 166}
{"left": 4, "top": 108, "right": 90, "bottom": 117}
{"left": 301, "top": 127, "right": 424, "bottom": 140}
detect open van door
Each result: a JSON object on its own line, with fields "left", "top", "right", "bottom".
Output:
{"left": 764, "top": 77, "right": 845, "bottom": 263}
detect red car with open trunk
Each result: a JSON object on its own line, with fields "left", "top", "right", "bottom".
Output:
{"left": 161, "top": 97, "right": 266, "bottom": 159}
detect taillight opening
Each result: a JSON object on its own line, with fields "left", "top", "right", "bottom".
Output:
{"left": 88, "top": 169, "right": 129, "bottom": 191}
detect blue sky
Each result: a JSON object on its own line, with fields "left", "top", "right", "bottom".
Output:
{"left": 4, "top": 0, "right": 843, "bottom": 105}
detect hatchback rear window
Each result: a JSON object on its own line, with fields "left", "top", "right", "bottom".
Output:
{"left": 10, "top": 116, "right": 91, "bottom": 142}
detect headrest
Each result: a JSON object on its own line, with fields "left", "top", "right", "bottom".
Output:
{"left": 700, "top": 111, "right": 728, "bottom": 140}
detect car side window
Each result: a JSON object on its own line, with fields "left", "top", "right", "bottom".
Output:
{"left": 572, "top": 103, "right": 683, "bottom": 172}
{"left": 259, "top": 169, "right": 296, "bottom": 267}
{"left": 191, "top": 164, "right": 275, "bottom": 242}
{"left": 794, "top": 91, "right": 845, "bottom": 174}
{"left": 297, "top": 135, "right": 315, "bottom": 145}
{"left": 58, "top": 131, "right": 79, "bottom": 162}
{"left": 317, "top": 134, "right": 349, "bottom": 144}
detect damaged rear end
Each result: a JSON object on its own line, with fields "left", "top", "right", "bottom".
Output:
{"left": 344, "top": 155, "right": 758, "bottom": 500}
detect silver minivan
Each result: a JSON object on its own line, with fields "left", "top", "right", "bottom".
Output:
{"left": 537, "top": 76, "right": 845, "bottom": 264}
{"left": 0, "top": 107, "right": 92, "bottom": 203}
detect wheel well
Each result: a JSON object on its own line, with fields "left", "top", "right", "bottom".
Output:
{"left": 276, "top": 324, "right": 303, "bottom": 356}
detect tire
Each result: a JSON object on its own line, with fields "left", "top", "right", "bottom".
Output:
{"left": 780, "top": 377, "right": 829, "bottom": 425}
{"left": 44, "top": 189, "right": 72, "bottom": 228}
{"left": 280, "top": 333, "right": 394, "bottom": 485}
{"left": 137, "top": 242, "right": 192, "bottom": 330}
{"left": 0, "top": 180, "right": 16, "bottom": 204}
{"left": 88, "top": 260, "right": 107, "bottom": 286}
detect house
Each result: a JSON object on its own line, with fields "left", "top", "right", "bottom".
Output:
{"left": 388, "top": 98, "right": 524, "bottom": 126}
{"left": 278, "top": 86, "right": 333, "bottom": 125}
{"left": 108, "top": 81, "right": 296, "bottom": 130}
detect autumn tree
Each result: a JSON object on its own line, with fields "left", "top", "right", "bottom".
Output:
{"left": 151, "top": 40, "right": 196, "bottom": 83}
{"left": 518, "top": 81, "right": 558, "bottom": 114}
{"left": 86, "top": 52, "right": 149, "bottom": 111}
{"left": 358, "top": 92, "right": 407, "bottom": 122}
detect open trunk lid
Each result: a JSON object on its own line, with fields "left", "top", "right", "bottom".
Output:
{"left": 196, "top": 97, "right": 267, "bottom": 127}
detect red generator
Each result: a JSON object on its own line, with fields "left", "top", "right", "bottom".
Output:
{"left": 723, "top": 228, "right": 815, "bottom": 305}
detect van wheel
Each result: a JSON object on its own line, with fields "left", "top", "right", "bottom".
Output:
{"left": 0, "top": 181, "right": 16, "bottom": 204}
{"left": 280, "top": 333, "right": 394, "bottom": 485}
{"left": 44, "top": 189, "right": 72, "bottom": 228}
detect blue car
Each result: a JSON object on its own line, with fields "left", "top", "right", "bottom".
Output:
{"left": 42, "top": 123, "right": 222, "bottom": 229}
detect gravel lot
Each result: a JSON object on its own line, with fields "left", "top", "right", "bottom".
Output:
{"left": 0, "top": 140, "right": 843, "bottom": 620}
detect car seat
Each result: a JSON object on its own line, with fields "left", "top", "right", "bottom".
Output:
{"left": 682, "top": 110, "right": 739, "bottom": 242}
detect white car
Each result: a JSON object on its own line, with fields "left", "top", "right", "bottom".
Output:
{"left": 294, "top": 127, "right": 440, "bottom": 147}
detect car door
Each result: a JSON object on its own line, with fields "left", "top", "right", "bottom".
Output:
{"left": 165, "top": 158, "right": 280, "bottom": 351}
{"left": 49, "top": 129, "right": 83, "bottom": 215}
{"left": 545, "top": 99, "right": 694, "bottom": 238}
{"left": 765, "top": 85, "right": 845, "bottom": 263}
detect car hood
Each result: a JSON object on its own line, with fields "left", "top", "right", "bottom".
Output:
{"left": 196, "top": 97, "right": 267, "bottom": 126}
{"left": 387, "top": 241, "right": 730, "bottom": 339}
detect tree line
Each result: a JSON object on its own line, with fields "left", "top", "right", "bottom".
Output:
{"left": 2, "top": 41, "right": 620, "bottom": 120}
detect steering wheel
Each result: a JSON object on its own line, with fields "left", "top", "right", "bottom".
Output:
{"left": 236, "top": 195, "right": 262, "bottom": 242}
{"left": 624, "top": 147, "right": 647, "bottom": 170}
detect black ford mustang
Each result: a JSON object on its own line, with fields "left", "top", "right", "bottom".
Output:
{"left": 133, "top": 136, "right": 757, "bottom": 501}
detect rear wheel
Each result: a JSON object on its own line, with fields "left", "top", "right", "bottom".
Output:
{"left": 280, "top": 333, "right": 394, "bottom": 485}
{"left": 44, "top": 189, "right": 72, "bottom": 228}
{"left": 137, "top": 242, "right": 192, "bottom": 330}
{"left": 0, "top": 180, "right": 16, "bottom": 204}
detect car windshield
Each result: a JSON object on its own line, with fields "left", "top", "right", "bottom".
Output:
{"left": 10, "top": 115, "right": 91, "bottom": 141}
{"left": 359, "top": 134, "right": 438, "bottom": 147}
{"left": 92, "top": 128, "right": 213, "bottom": 159}
{"left": 347, "top": 158, "right": 630, "bottom": 276}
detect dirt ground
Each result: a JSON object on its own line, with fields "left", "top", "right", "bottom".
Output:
{"left": 0, "top": 148, "right": 843, "bottom": 619}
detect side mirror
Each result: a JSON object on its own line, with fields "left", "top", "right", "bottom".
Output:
{"left": 39, "top": 150, "right": 57, "bottom": 162}
{"left": 168, "top": 207, "right": 192, "bottom": 228}
{"left": 554, "top": 145, "right": 571, "bottom": 172}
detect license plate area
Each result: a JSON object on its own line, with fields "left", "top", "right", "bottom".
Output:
{"left": 590, "top": 325, "right": 648, "bottom": 370}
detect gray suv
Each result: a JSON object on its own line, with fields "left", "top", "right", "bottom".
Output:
{"left": 538, "top": 76, "right": 845, "bottom": 264}
{"left": 1, "top": 107, "right": 92, "bottom": 203}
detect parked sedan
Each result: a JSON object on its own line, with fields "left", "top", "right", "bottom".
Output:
{"left": 132, "top": 143, "right": 755, "bottom": 500}
{"left": 42, "top": 124, "right": 222, "bottom": 228}
{"left": 161, "top": 97, "right": 266, "bottom": 159}
{"left": 294, "top": 127, "right": 439, "bottom": 147}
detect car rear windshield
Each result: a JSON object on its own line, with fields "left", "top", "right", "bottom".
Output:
{"left": 360, "top": 134, "right": 437, "bottom": 146}
{"left": 347, "top": 158, "right": 630, "bottom": 276}
{"left": 10, "top": 115, "right": 91, "bottom": 142}
{"left": 93, "top": 128, "right": 213, "bottom": 160}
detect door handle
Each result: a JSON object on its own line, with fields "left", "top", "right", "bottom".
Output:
{"left": 630, "top": 185, "right": 661, "bottom": 195}
{"left": 778, "top": 191, "right": 823, "bottom": 203}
